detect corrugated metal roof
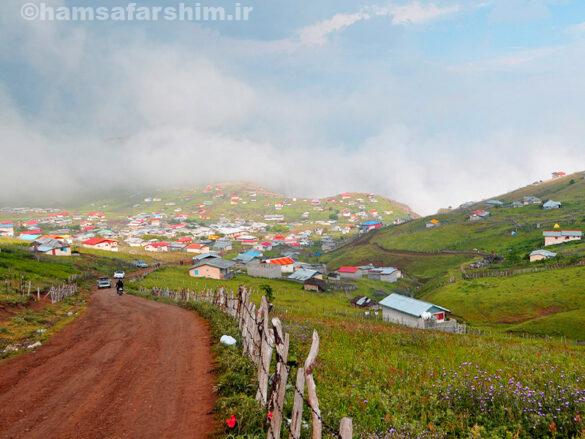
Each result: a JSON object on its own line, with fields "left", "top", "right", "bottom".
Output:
{"left": 192, "top": 258, "right": 235, "bottom": 270}
{"left": 266, "top": 257, "right": 295, "bottom": 265}
{"left": 378, "top": 293, "right": 449, "bottom": 317}
{"left": 193, "top": 252, "right": 220, "bottom": 261}
{"left": 530, "top": 250, "right": 557, "bottom": 257}
{"left": 234, "top": 250, "right": 262, "bottom": 263}
{"left": 543, "top": 231, "right": 582, "bottom": 237}
{"left": 370, "top": 267, "right": 399, "bottom": 275}
{"left": 288, "top": 269, "right": 318, "bottom": 282}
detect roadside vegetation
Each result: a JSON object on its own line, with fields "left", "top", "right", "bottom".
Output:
{"left": 133, "top": 267, "right": 585, "bottom": 438}
{"left": 0, "top": 239, "right": 139, "bottom": 359}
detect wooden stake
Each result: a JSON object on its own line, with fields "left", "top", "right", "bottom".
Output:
{"left": 339, "top": 418, "right": 352, "bottom": 439}
{"left": 268, "top": 318, "right": 290, "bottom": 439}
{"left": 256, "top": 296, "right": 274, "bottom": 406}
{"left": 305, "top": 330, "right": 322, "bottom": 439}
{"left": 289, "top": 367, "right": 305, "bottom": 439}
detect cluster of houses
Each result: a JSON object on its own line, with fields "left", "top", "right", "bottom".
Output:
{"left": 528, "top": 224, "right": 583, "bottom": 262}
{"left": 334, "top": 265, "right": 402, "bottom": 282}
{"left": 462, "top": 197, "right": 567, "bottom": 223}
{"left": 0, "top": 222, "right": 14, "bottom": 237}
{"left": 187, "top": 252, "right": 329, "bottom": 290}
{"left": 186, "top": 248, "right": 402, "bottom": 291}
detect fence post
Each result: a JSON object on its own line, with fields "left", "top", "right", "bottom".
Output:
{"left": 305, "top": 330, "right": 322, "bottom": 439}
{"left": 289, "top": 367, "right": 305, "bottom": 439}
{"left": 256, "top": 296, "right": 273, "bottom": 406}
{"left": 339, "top": 418, "right": 352, "bottom": 439}
{"left": 268, "top": 317, "right": 289, "bottom": 439}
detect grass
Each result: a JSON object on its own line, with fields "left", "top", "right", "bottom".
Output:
{"left": 0, "top": 293, "right": 87, "bottom": 359}
{"left": 0, "top": 239, "right": 144, "bottom": 359}
{"left": 424, "top": 265, "right": 585, "bottom": 340}
{"left": 133, "top": 267, "right": 585, "bottom": 438}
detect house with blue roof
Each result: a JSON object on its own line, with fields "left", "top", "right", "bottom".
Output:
{"left": 379, "top": 293, "right": 450, "bottom": 329}
{"left": 367, "top": 267, "right": 402, "bottom": 283}
{"left": 0, "top": 223, "right": 14, "bottom": 237}
{"left": 359, "top": 220, "right": 383, "bottom": 233}
{"left": 234, "top": 249, "right": 263, "bottom": 264}
{"left": 543, "top": 200, "right": 562, "bottom": 210}
{"left": 30, "top": 238, "right": 71, "bottom": 256}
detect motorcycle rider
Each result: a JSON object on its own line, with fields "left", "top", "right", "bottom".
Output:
{"left": 115, "top": 278, "right": 124, "bottom": 294}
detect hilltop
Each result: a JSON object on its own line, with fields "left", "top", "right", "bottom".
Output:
{"left": 0, "top": 182, "right": 417, "bottom": 227}
{"left": 322, "top": 171, "right": 585, "bottom": 339}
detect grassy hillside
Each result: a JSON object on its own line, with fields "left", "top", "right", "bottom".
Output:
{"left": 2, "top": 182, "right": 416, "bottom": 226}
{"left": 132, "top": 267, "right": 585, "bottom": 438}
{"left": 424, "top": 266, "right": 585, "bottom": 339}
{"left": 0, "top": 239, "right": 143, "bottom": 358}
{"left": 321, "top": 171, "right": 585, "bottom": 339}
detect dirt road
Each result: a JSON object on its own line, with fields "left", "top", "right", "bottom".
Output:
{"left": 0, "top": 287, "right": 216, "bottom": 439}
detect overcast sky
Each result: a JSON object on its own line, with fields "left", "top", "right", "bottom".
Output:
{"left": 1, "top": 0, "right": 585, "bottom": 214}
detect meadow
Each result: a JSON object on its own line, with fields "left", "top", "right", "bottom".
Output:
{"left": 133, "top": 267, "right": 585, "bottom": 438}
{"left": 424, "top": 265, "right": 585, "bottom": 340}
{"left": 0, "top": 239, "right": 142, "bottom": 357}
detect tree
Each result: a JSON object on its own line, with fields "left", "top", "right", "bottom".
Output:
{"left": 260, "top": 284, "right": 274, "bottom": 303}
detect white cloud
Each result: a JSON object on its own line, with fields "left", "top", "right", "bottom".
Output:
{"left": 567, "top": 21, "right": 585, "bottom": 37}
{"left": 298, "top": 2, "right": 459, "bottom": 46}
{"left": 1, "top": 0, "right": 585, "bottom": 216}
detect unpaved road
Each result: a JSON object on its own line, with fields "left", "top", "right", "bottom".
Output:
{"left": 0, "top": 287, "right": 216, "bottom": 439}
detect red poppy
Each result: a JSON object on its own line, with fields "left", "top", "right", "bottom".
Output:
{"left": 226, "top": 415, "right": 237, "bottom": 429}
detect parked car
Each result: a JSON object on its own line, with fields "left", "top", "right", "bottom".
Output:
{"left": 97, "top": 277, "right": 112, "bottom": 289}
{"left": 113, "top": 270, "right": 126, "bottom": 279}
{"left": 133, "top": 260, "right": 149, "bottom": 268}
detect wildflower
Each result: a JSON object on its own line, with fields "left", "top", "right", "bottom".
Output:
{"left": 225, "top": 415, "right": 237, "bottom": 429}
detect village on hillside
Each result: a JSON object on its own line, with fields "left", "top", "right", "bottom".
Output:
{"left": 0, "top": 188, "right": 410, "bottom": 257}
{"left": 2, "top": 173, "right": 582, "bottom": 334}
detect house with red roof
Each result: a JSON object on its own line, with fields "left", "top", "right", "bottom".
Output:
{"left": 86, "top": 211, "right": 106, "bottom": 220}
{"left": 82, "top": 237, "right": 119, "bottom": 252}
{"left": 186, "top": 243, "right": 210, "bottom": 254}
{"left": 265, "top": 257, "right": 296, "bottom": 274}
{"left": 337, "top": 266, "right": 364, "bottom": 280}
{"left": 144, "top": 241, "right": 170, "bottom": 252}
{"left": 469, "top": 210, "right": 490, "bottom": 222}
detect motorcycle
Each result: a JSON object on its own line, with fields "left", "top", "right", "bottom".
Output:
{"left": 116, "top": 286, "right": 124, "bottom": 296}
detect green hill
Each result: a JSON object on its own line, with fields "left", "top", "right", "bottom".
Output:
{"left": 322, "top": 171, "right": 585, "bottom": 339}
{"left": 1, "top": 182, "right": 417, "bottom": 226}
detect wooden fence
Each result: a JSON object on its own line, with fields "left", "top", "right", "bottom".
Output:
{"left": 47, "top": 284, "right": 78, "bottom": 304}
{"left": 143, "top": 286, "right": 353, "bottom": 439}
{"left": 2, "top": 276, "right": 80, "bottom": 303}
{"left": 462, "top": 259, "right": 585, "bottom": 280}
